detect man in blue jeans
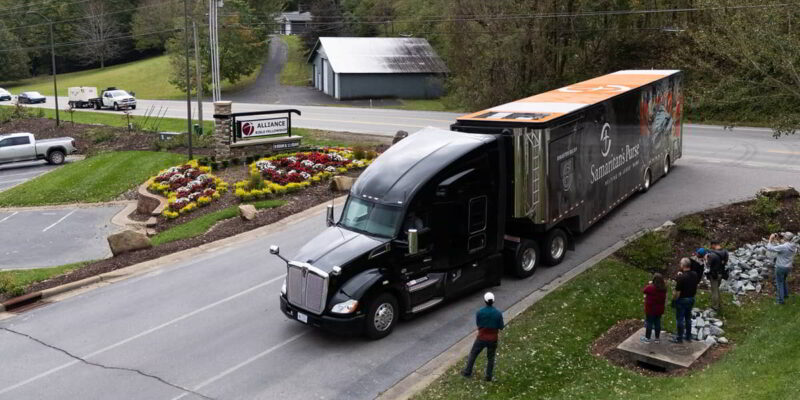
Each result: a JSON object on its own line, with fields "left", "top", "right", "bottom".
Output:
{"left": 462, "top": 292, "right": 504, "bottom": 382}
{"left": 671, "top": 258, "right": 700, "bottom": 343}
{"left": 767, "top": 232, "right": 797, "bottom": 305}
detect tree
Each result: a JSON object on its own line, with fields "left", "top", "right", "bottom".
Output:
{"left": 685, "top": 0, "right": 800, "bottom": 137}
{"left": 74, "top": 0, "right": 123, "bottom": 68}
{"left": 132, "top": 0, "right": 181, "bottom": 52}
{"left": 0, "top": 25, "right": 30, "bottom": 81}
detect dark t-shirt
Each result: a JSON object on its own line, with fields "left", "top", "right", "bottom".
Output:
{"left": 675, "top": 270, "right": 699, "bottom": 298}
{"left": 706, "top": 251, "right": 724, "bottom": 279}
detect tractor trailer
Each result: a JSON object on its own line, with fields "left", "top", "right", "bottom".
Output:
{"left": 271, "top": 70, "right": 684, "bottom": 338}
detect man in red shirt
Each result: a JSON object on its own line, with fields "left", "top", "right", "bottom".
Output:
{"left": 461, "top": 292, "right": 504, "bottom": 382}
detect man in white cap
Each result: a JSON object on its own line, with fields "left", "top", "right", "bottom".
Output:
{"left": 767, "top": 232, "right": 798, "bottom": 305}
{"left": 461, "top": 292, "right": 504, "bottom": 382}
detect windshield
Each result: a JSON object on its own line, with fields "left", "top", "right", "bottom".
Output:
{"left": 339, "top": 197, "right": 403, "bottom": 238}
{"left": 108, "top": 90, "right": 128, "bottom": 97}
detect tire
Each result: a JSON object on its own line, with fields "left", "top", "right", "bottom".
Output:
{"left": 131, "top": 105, "right": 136, "bottom": 110}
{"left": 47, "top": 150, "right": 65, "bottom": 165}
{"left": 113, "top": 102, "right": 120, "bottom": 111}
{"left": 364, "top": 293, "right": 399, "bottom": 340}
{"left": 663, "top": 155, "right": 670, "bottom": 176}
{"left": 509, "top": 239, "right": 540, "bottom": 278}
{"left": 542, "top": 228, "right": 568, "bottom": 266}
{"left": 640, "top": 168, "right": 652, "bottom": 193}
{"left": 94, "top": 102, "right": 101, "bottom": 110}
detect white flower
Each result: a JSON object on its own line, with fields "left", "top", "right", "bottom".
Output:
{"left": 313, "top": 163, "right": 325, "bottom": 170}
{"left": 300, "top": 172, "right": 311, "bottom": 180}
{"left": 301, "top": 160, "right": 315, "bottom": 167}
{"left": 325, "top": 166, "right": 337, "bottom": 172}
{"left": 169, "top": 173, "right": 185, "bottom": 183}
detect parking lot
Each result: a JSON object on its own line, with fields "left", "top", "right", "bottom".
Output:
{"left": 0, "top": 160, "right": 60, "bottom": 192}
{"left": 0, "top": 205, "right": 124, "bottom": 270}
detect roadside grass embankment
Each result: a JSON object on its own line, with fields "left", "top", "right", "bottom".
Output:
{"left": 0, "top": 261, "right": 94, "bottom": 297}
{"left": 0, "top": 151, "right": 185, "bottom": 207}
{"left": 417, "top": 260, "right": 799, "bottom": 399}
{"left": 150, "top": 200, "right": 285, "bottom": 246}
{"left": 0, "top": 55, "right": 260, "bottom": 100}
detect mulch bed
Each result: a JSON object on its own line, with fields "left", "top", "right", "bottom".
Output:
{"left": 591, "top": 319, "right": 732, "bottom": 377}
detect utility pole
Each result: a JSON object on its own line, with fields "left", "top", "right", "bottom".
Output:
{"left": 27, "top": 11, "right": 59, "bottom": 127}
{"left": 209, "top": 0, "right": 222, "bottom": 101}
{"left": 184, "top": 0, "right": 193, "bottom": 160}
{"left": 193, "top": 21, "right": 203, "bottom": 135}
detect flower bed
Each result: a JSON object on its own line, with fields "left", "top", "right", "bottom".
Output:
{"left": 234, "top": 148, "right": 373, "bottom": 201}
{"left": 147, "top": 160, "right": 229, "bottom": 219}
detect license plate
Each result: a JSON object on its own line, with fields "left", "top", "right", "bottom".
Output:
{"left": 297, "top": 312, "right": 308, "bottom": 324}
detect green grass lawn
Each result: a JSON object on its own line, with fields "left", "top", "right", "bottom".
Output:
{"left": 0, "top": 55, "right": 261, "bottom": 100}
{"left": 279, "top": 35, "right": 311, "bottom": 86}
{"left": 0, "top": 261, "right": 93, "bottom": 297}
{"left": 394, "top": 98, "right": 467, "bottom": 113}
{"left": 417, "top": 259, "right": 799, "bottom": 400}
{"left": 151, "top": 200, "right": 285, "bottom": 246}
{"left": 0, "top": 151, "right": 185, "bottom": 207}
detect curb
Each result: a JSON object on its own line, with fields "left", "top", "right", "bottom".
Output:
{"left": 137, "top": 180, "right": 168, "bottom": 216}
{"left": 376, "top": 225, "right": 658, "bottom": 400}
{"left": 108, "top": 201, "right": 139, "bottom": 229}
{"left": 0, "top": 195, "right": 348, "bottom": 316}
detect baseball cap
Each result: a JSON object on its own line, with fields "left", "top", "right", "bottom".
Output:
{"left": 782, "top": 232, "right": 794, "bottom": 241}
{"left": 696, "top": 248, "right": 706, "bottom": 256}
{"left": 484, "top": 292, "right": 495, "bottom": 303}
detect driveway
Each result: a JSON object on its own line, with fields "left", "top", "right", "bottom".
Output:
{"left": 0, "top": 161, "right": 59, "bottom": 192}
{"left": 0, "top": 205, "right": 124, "bottom": 270}
{"left": 225, "top": 36, "right": 404, "bottom": 107}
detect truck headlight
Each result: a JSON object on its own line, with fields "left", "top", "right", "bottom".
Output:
{"left": 331, "top": 299, "right": 359, "bottom": 314}
{"left": 281, "top": 279, "right": 286, "bottom": 295}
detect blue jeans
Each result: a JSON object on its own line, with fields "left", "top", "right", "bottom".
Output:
{"left": 675, "top": 297, "right": 694, "bottom": 341}
{"left": 462, "top": 339, "right": 497, "bottom": 380}
{"left": 645, "top": 314, "right": 662, "bottom": 339}
{"left": 775, "top": 267, "right": 790, "bottom": 304}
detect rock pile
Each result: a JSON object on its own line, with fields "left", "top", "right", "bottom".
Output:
{"left": 689, "top": 307, "right": 728, "bottom": 345}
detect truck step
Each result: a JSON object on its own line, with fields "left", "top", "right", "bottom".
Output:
{"left": 411, "top": 297, "right": 443, "bottom": 313}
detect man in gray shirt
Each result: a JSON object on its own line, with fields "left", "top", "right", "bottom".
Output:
{"left": 766, "top": 232, "right": 798, "bottom": 305}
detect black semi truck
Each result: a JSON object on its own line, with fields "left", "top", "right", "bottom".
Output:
{"left": 271, "top": 70, "right": 684, "bottom": 338}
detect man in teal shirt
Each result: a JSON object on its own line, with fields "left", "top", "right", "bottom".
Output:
{"left": 462, "top": 292, "right": 504, "bottom": 382}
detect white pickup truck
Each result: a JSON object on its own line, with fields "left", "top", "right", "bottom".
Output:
{"left": 0, "top": 133, "right": 77, "bottom": 165}
{"left": 68, "top": 86, "right": 136, "bottom": 111}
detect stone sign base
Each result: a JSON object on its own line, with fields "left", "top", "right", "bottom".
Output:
{"left": 616, "top": 328, "right": 712, "bottom": 370}
{"left": 229, "top": 136, "right": 303, "bottom": 159}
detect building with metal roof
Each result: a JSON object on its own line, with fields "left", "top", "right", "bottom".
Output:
{"left": 275, "top": 11, "right": 312, "bottom": 35}
{"left": 307, "top": 37, "right": 449, "bottom": 100}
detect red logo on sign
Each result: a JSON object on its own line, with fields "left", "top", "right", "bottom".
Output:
{"left": 242, "top": 122, "right": 254, "bottom": 136}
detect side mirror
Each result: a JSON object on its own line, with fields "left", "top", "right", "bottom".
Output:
{"left": 269, "top": 245, "right": 280, "bottom": 255}
{"left": 408, "top": 229, "right": 419, "bottom": 255}
{"left": 326, "top": 204, "right": 335, "bottom": 227}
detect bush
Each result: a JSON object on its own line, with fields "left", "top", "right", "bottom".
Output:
{"left": 198, "top": 157, "right": 209, "bottom": 167}
{"left": 245, "top": 156, "right": 254, "bottom": 164}
{"left": 86, "top": 127, "right": 116, "bottom": 144}
{"left": 751, "top": 195, "right": 781, "bottom": 218}
{"left": 366, "top": 150, "right": 378, "bottom": 160}
{"left": 618, "top": 231, "right": 673, "bottom": 272}
{"left": 221, "top": 160, "right": 230, "bottom": 169}
{"left": 677, "top": 215, "right": 706, "bottom": 237}
{"left": 210, "top": 161, "right": 219, "bottom": 171}
{"left": 352, "top": 146, "right": 366, "bottom": 160}
{"left": 231, "top": 157, "right": 241, "bottom": 165}
{"left": 0, "top": 274, "right": 23, "bottom": 297}
{"left": 248, "top": 172, "right": 264, "bottom": 190}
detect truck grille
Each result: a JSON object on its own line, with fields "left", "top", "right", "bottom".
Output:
{"left": 286, "top": 262, "right": 328, "bottom": 315}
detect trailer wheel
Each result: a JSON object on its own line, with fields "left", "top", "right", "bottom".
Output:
{"left": 509, "top": 239, "right": 539, "bottom": 278}
{"left": 663, "top": 155, "right": 671, "bottom": 176}
{"left": 364, "top": 293, "right": 399, "bottom": 340}
{"left": 640, "top": 168, "right": 652, "bottom": 193}
{"left": 47, "top": 150, "right": 65, "bottom": 165}
{"left": 542, "top": 228, "right": 568, "bottom": 266}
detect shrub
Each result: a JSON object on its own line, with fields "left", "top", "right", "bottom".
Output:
{"left": 366, "top": 150, "right": 378, "bottom": 160}
{"left": 352, "top": 146, "right": 366, "bottom": 160}
{"left": 198, "top": 157, "right": 209, "bottom": 167}
{"left": 245, "top": 156, "right": 254, "bottom": 164}
{"left": 750, "top": 194, "right": 780, "bottom": 218}
{"left": 231, "top": 157, "right": 241, "bottom": 165}
{"left": 86, "top": 127, "right": 116, "bottom": 144}
{"left": 618, "top": 231, "right": 673, "bottom": 272}
{"left": 0, "top": 274, "right": 23, "bottom": 297}
{"left": 248, "top": 171, "right": 265, "bottom": 190}
{"left": 677, "top": 215, "right": 706, "bottom": 237}
{"left": 210, "top": 161, "right": 219, "bottom": 171}
{"left": 221, "top": 160, "right": 230, "bottom": 169}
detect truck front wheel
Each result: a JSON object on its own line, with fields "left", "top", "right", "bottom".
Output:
{"left": 47, "top": 150, "right": 65, "bottom": 165}
{"left": 509, "top": 239, "right": 539, "bottom": 278}
{"left": 113, "top": 102, "right": 120, "bottom": 111}
{"left": 542, "top": 228, "right": 568, "bottom": 266}
{"left": 364, "top": 293, "right": 399, "bottom": 340}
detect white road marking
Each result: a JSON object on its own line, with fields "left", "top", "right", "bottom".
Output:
{"left": 0, "top": 274, "right": 285, "bottom": 396}
{"left": 0, "top": 212, "right": 18, "bottom": 223}
{"left": 169, "top": 331, "right": 309, "bottom": 400}
{"left": 42, "top": 209, "right": 77, "bottom": 232}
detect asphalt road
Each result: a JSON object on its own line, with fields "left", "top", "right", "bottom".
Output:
{"left": 0, "top": 205, "right": 124, "bottom": 270}
{"left": 0, "top": 128, "right": 798, "bottom": 399}
{"left": 0, "top": 160, "right": 60, "bottom": 192}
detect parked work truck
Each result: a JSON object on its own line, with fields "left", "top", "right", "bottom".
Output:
{"left": 271, "top": 70, "right": 684, "bottom": 338}
{"left": 68, "top": 87, "right": 136, "bottom": 111}
{"left": 0, "top": 132, "right": 77, "bottom": 165}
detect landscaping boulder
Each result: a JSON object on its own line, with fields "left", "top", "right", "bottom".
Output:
{"left": 107, "top": 230, "right": 152, "bottom": 256}
{"left": 654, "top": 220, "right": 678, "bottom": 239}
{"left": 757, "top": 186, "right": 799, "bottom": 199}
{"left": 239, "top": 205, "right": 257, "bottom": 221}
{"left": 392, "top": 130, "right": 409, "bottom": 144}
{"left": 331, "top": 176, "right": 356, "bottom": 192}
